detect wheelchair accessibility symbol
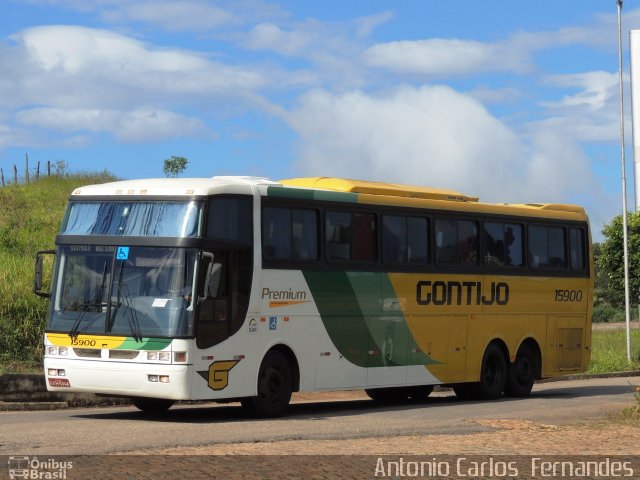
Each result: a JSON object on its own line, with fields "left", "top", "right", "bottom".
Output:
{"left": 116, "top": 247, "right": 130, "bottom": 260}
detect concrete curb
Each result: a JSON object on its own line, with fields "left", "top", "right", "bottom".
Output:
{"left": 0, "top": 374, "right": 130, "bottom": 411}
{"left": 1, "top": 370, "right": 639, "bottom": 412}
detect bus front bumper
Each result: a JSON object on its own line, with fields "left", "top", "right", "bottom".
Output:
{"left": 44, "top": 357, "right": 191, "bottom": 400}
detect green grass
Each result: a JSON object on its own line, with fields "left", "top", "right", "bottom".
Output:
{"left": 0, "top": 172, "right": 116, "bottom": 365}
{"left": 587, "top": 329, "right": 640, "bottom": 373}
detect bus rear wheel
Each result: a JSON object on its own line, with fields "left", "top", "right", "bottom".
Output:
{"left": 131, "top": 397, "right": 174, "bottom": 414}
{"left": 476, "top": 343, "right": 507, "bottom": 399}
{"left": 505, "top": 344, "right": 535, "bottom": 397}
{"left": 241, "top": 350, "right": 292, "bottom": 418}
{"left": 453, "top": 343, "right": 506, "bottom": 400}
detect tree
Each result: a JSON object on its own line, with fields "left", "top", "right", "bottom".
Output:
{"left": 163, "top": 156, "right": 188, "bottom": 178}
{"left": 597, "top": 211, "right": 640, "bottom": 309}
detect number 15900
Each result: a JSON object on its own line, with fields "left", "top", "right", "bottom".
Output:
{"left": 554, "top": 289, "right": 583, "bottom": 302}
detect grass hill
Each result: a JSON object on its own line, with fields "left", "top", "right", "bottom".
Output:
{"left": 0, "top": 172, "right": 117, "bottom": 369}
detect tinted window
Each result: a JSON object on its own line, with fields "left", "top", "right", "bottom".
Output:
{"left": 207, "top": 197, "right": 252, "bottom": 245}
{"left": 262, "top": 207, "right": 318, "bottom": 260}
{"left": 435, "top": 218, "right": 457, "bottom": 264}
{"left": 435, "top": 218, "right": 478, "bottom": 266}
{"left": 484, "top": 223, "right": 524, "bottom": 267}
{"left": 326, "top": 211, "right": 351, "bottom": 260}
{"left": 529, "top": 225, "right": 566, "bottom": 269}
{"left": 352, "top": 213, "right": 376, "bottom": 261}
{"left": 383, "top": 215, "right": 429, "bottom": 264}
{"left": 570, "top": 228, "right": 586, "bottom": 271}
{"left": 326, "top": 211, "right": 376, "bottom": 262}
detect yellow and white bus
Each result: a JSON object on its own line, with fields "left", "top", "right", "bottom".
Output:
{"left": 35, "top": 176, "right": 592, "bottom": 416}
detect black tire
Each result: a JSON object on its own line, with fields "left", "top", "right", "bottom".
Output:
{"left": 365, "top": 388, "right": 399, "bottom": 402}
{"left": 452, "top": 383, "right": 476, "bottom": 400}
{"left": 365, "top": 385, "right": 434, "bottom": 402}
{"left": 505, "top": 344, "right": 535, "bottom": 397}
{"left": 476, "top": 343, "right": 507, "bottom": 400}
{"left": 131, "top": 397, "right": 174, "bottom": 414}
{"left": 405, "top": 385, "right": 434, "bottom": 401}
{"left": 241, "top": 350, "right": 292, "bottom": 418}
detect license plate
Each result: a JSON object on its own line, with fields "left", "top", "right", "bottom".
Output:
{"left": 48, "top": 378, "right": 70, "bottom": 388}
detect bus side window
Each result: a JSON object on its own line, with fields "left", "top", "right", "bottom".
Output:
{"left": 529, "top": 224, "right": 566, "bottom": 269}
{"left": 570, "top": 227, "right": 586, "bottom": 271}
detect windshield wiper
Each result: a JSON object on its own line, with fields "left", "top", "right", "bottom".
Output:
{"left": 109, "top": 261, "right": 142, "bottom": 342}
{"left": 69, "top": 261, "right": 109, "bottom": 339}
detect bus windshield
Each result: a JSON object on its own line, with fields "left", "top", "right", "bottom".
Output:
{"left": 49, "top": 245, "right": 197, "bottom": 338}
{"left": 62, "top": 201, "right": 202, "bottom": 237}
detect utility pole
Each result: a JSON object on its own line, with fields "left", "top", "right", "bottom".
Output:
{"left": 617, "top": 0, "right": 632, "bottom": 362}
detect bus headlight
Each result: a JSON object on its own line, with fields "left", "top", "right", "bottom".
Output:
{"left": 147, "top": 351, "right": 171, "bottom": 362}
{"left": 47, "top": 346, "right": 68, "bottom": 356}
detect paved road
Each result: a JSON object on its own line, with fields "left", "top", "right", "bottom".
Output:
{"left": 1, "top": 375, "right": 637, "bottom": 456}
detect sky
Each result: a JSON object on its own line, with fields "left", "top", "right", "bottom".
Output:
{"left": 1, "top": 1, "right": 640, "bottom": 240}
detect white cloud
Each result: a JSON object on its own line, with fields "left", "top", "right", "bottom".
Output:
{"left": 360, "top": 7, "right": 638, "bottom": 79}
{"left": 285, "top": 86, "right": 600, "bottom": 207}
{"left": 16, "top": 107, "right": 209, "bottom": 143}
{"left": 16, "top": 25, "right": 264, "bottom": 92}
{"left": 531, "top": 71, "right": 620, "bottom": 143}
{"left": 244, "top": 22, "right": 315, "bottom": 56}
{"left": 363, "top": 38, "right": 533, "bottom": 77}
{"left": 0, "top": 25, "right": 274, "bottom": 144}
{"left": 353, "top": 11, "right": 394, "bottom": 38}
{"left": 102, "top": 1, "right": 239, "bottom": 32}
{"left": 542, "top": 71, "right": 618, "bottom": 111}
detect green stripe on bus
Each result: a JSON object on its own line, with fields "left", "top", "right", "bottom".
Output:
{"left": 116, "top": 338, "right": 172, "bottom": 350}
{"left": 267, "top": 186, "right": 358, "bottom": 203}
{"left": 303, "top": 271, "right": 437, "bottom": 367}
{"left": 302, "top": 270, "right": 371, "bottom": 367}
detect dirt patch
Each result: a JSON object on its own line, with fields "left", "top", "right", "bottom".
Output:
{"left": 132, "top": 420, "right": 638, "bottom": 456}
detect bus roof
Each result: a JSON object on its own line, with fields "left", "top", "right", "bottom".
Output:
{"left": 279, "top": 177, "right": 479, "bottom": 202}
{"left": 70, "top": 176, "right": 279, "bottom": 197}
{"left": 275, "top": 177, "right": 588, "bottom": 220}
{"left": 69, "top": 175, "right": 587, "bottom": 221}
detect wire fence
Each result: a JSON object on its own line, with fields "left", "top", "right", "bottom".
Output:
{"left": 0, "top": 156, "right": 67, "bottom": 187}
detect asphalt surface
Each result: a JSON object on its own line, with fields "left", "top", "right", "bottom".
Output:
{"left": 1, "top": 374, "right": 637, "bottom": 456}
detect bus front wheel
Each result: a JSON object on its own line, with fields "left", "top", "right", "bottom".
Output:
{"left": 241, "top": 350, "right": 292, "bottom": 418}
{"left": 131, "top": 397, "right": 174, "bottom": 414}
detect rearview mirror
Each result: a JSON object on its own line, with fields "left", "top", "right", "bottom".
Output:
{"left": 34, "top": 250, "right": 55, "bottom": 298}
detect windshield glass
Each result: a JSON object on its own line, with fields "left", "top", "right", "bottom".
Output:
{"left": 49, "top": 245, "right": 197, "bottom": 338}
{"left": 61, "top": 201, "right": 202, "bottom": 237}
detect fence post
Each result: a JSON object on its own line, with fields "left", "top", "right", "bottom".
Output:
{"left": 36, "top": 161, "right": 40, "bottom": 181}
{"left": 13, "top": 164, "right": 17, "bottom": 185}
{"left": 25, "top": 153, "right": 29, "bottom": 184}
{"left": 47, "top": 161, "right": 51, "bottom": 176}
{"left": 1, "top": 168, "right": 4, "bottom": 187}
